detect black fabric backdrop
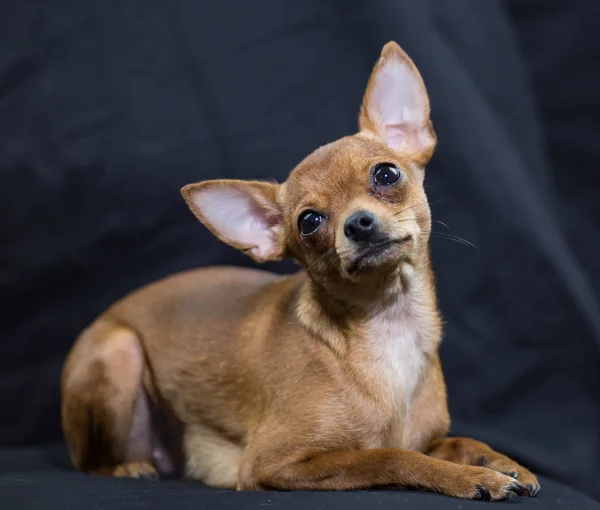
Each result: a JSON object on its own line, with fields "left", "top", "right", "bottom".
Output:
{"left": 1, "top": 0, "right": 600, "bottom": 508}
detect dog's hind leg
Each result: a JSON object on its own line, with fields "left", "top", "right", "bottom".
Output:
{"left": 61, "top": 320, "right": 157, "bottom": 479}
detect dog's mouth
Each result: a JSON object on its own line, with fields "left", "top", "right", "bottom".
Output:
{"left": 346, "top": 235, "right": 411, "bottom": 274}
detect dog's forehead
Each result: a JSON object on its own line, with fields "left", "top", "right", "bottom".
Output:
{"left": 286, "top": 135, "right": 399, "bottom": 194}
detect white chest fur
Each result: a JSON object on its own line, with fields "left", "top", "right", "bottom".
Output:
{"left": 364, "top": 297, "right": 426, "bottom": 412}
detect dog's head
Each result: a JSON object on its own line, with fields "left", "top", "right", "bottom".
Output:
{"left": 182, "top": 42, "right": 436, "bottom": 292}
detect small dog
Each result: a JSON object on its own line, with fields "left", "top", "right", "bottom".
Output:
{"left": 61, "top": 42, "right": 540, "bottom": 500}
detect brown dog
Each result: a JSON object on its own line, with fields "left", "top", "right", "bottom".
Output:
{"left": 61, "top": 42, "right": 540, "bottom": 500}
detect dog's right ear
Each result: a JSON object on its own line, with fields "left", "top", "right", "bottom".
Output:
{"left": 181, "top": 180, "right": 285, "bottom": 263}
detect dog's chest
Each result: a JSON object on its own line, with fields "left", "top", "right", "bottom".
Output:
{"left": 367, "top": 310, "right": 424, "bottom": 401}
{"left": 361, "top": 304, "right": 427, "bottom": 445}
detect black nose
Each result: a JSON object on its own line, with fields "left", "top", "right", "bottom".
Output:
{"left": 344, "top": 210, "right": 378, "bottom": 243}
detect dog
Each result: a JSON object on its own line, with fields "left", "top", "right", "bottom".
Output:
{"left": 61, "top": 41, "right": 540, "bottom": 500}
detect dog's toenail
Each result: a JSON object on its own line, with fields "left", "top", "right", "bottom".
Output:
{"left": 509, "top": 482, "right": 525, "bottom": 497}
{"left": 479, "top": 455, "right": 487, "bottom": 466}
{"left": 509, "top": 471, "right": 518, "bottom": 479}
{"left": 476, "top": 485, "right": 491, "bottom": 501}
{"left": 527, "top": 484, "right": 540, "bottom": 497}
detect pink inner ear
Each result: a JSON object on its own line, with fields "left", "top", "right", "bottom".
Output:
{"left": 386, "top": 123, "right": 434, "bottom": 152}
{"left": 367, "top": 57, "right": 432, "bottom": 151}
{"left": 386, "top": 124, "right": 412, "bottom": 149}
{"left": 193, "top": 187, "right": 281, "bottom": 259}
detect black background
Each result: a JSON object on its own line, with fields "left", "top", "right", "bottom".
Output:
{"left": 1, "top": 0, "right": 600, "bottom": 508}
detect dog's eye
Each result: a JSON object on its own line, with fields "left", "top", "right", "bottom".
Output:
{"left": 373, "top": 163, "right": 401, "bottom": 186}
{"left": 298, "top": 210, "right": 323, "bottom": 236}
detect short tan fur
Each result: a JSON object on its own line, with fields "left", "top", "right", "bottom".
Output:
{"left": 61, "top": 42, "right": 539, "bottom": 500}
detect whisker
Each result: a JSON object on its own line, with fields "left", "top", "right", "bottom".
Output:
{"left": 433, "top": 220, "right": 449, "bottom": 230}
{"left": 392, "top": 201, "right": 430, "bottom": 218}
{"left": 393, "top": 217, "right": 418, "bottom": 225}
{"left": 422, "top": 230, "right": 477, "bottom": 249}
{"left": 433, "top": 231, "right": 476, "bottom": 249}
{"left": 392, "top": 200, "right": 444, "bottom": 219}
{"left": 305, "top": 247, "right": 337, "bottom": 272}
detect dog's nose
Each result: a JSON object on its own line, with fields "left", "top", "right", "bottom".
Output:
{"left": 344, "top": 210, "right": 378, "bottom": 243}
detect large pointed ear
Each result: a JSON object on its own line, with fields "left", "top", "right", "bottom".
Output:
{"left": 359, "top": 41, "right": 436, "bottom": 164}
{"left": 181, "top": 180, "right": 285, "bottom": 263}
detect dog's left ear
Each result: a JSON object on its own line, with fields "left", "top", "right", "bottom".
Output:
{"left": 359, "top": 42, "right": 436, "bottom": 164}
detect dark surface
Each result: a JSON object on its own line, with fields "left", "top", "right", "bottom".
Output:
{"left": 1, "top": 0, "right": 600, "bottom": 508}
{"left": 0, "top": 446, "right": 599, "bottom": 510}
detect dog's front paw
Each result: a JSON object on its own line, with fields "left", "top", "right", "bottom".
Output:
{"left": 480, "top": 455, "right": 540, "bottom": 497}
{"left": 446, "top": 466, "right": 527, "bottom": 501}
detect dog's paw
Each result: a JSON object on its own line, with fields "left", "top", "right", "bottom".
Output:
{"left": 113, "top": 462, "right": 159, "bottom": 480}
{"left": 482, "top": 457, "right": 540, "bottom": 497}
{"left": 445, "top": 466, "right": 527, "bottom": 501}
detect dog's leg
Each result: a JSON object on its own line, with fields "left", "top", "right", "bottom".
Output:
{"left": 426, "top": 437, "right": 540, "bottom": 497}
{"left": 239, "top": 448, "right": 525, "bottom": 499}
{"left": 61, "top": 321, "right": 158, "bottom": 479}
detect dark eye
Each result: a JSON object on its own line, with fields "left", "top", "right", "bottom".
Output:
{"left": 373, "top": 163, "right": 401, "bottom": 186}
{"left": 298, "top": 210, "right": 323, "bottom": 236}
